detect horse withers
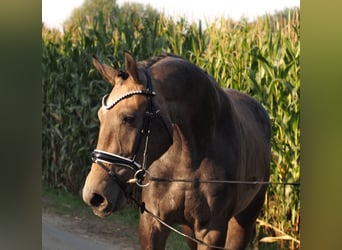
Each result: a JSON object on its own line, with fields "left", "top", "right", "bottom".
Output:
{"left": 82, "top": 51, "right": 271, "bottom": 250}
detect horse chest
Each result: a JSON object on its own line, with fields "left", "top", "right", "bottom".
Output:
{"left": 183, "top": 189, "right": 215, "bottom": 224}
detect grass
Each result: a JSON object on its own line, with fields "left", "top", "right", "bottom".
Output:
{"left": 42, "top": 183, "right": 139, "bottom": 226}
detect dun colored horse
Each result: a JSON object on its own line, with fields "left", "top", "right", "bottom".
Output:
{"left": 82, "top": 51, "right": 271, "bottom": 250}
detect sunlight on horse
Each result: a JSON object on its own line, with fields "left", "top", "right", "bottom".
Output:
{"left": 82, "top": 51, "right": 271, "bottom": 250}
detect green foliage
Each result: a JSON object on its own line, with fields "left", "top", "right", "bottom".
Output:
{"left": 42, "top": 2, "right": 300, "bottom": 244}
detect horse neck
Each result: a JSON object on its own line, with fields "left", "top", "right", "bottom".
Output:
{"left": 152, "top": 68, "right": 235, "bottom": 166}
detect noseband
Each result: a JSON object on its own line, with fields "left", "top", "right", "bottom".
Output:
{"left": 91, "top": 71, "right": 168, "bottom": 187}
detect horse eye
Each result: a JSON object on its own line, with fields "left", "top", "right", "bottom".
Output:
{"left": 122, "top": 114, "right": 136, "bottom": 124}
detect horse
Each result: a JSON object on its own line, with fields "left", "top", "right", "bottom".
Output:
{"left": 82, "top": 51, "right": 271, "bottom": 250}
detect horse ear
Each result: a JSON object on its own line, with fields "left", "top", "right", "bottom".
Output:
{"left": 92, "top": 55, "right": 118, "bottom": 86}
{"left": 124, "top": 51, "right": 140, "bottom": 83}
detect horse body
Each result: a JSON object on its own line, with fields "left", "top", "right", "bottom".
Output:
{"left": 82, "top": 52, "right": 271, "bottom": 250}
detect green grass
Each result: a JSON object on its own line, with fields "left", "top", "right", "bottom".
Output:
{"left": 42, "top": 183, "right": 139, "bottom": 226}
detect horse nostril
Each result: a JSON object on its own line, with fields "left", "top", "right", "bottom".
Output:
{"left": 90, "top": 193, "right": 105, "bottom": 207}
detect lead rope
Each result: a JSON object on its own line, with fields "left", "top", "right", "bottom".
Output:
{"left": 148, "top": 177, "right": 300, "bottom": 186}
{"left": 128, "top": 194, "right": 230, "bottom": 250}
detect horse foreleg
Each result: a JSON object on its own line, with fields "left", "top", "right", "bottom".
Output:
{"left": 226, "top": 187, "right": 267, "bottom": 250}
{"left": 193, "top": 221, "right": 228, "bottom": 250}
{"left": 226, "top": 216, "right": 255, "bottom": 250}
{"left": 139, "top": 212, "right": 171, "bottom": 250}
{"left": 182, "top": 225, "right": 197, "bottom": 250}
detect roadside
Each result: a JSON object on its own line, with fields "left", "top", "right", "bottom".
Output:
{"left": 42, "top": 186, "right": 140, "bottom": 250}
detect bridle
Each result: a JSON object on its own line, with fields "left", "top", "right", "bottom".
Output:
{"left": 91, "top": 70, "right": 170, "bottom": 188}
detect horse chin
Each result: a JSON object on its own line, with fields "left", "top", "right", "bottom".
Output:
{"left": 93, "top": 208, "right": 113, "bottom": 218}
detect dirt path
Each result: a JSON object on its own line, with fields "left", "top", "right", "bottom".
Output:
{"left": 42, "top": 196, "right": 140, "bottom": 250}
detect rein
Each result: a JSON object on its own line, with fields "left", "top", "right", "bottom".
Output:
{"left": 148, "top": 175, "right": 300, "bottom": 186}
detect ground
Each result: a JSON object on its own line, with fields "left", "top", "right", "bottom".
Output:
{"left": 42, "top": 189, "right": 141, "bottom": 250}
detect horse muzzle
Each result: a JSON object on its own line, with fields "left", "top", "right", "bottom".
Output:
{"left": 82, "top": 186, "right": 127, "bottom": 217}
{"left": 82, "top": 163, "right": 128, "bottom": 217}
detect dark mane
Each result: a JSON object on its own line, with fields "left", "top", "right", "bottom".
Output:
{"left": 137, "top": 52, "right": 184, "bottom": 69}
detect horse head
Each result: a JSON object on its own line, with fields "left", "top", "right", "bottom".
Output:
{"left": 82, "top": 51, "right": 172, "bottom": 217}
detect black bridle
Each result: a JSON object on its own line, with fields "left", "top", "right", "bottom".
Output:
{"left": 91, "top": 70, "right": 168, "bottom": 188}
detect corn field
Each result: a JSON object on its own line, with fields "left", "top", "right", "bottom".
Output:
{"left": 42, "top": 4, "right": 300, "bottom": 248}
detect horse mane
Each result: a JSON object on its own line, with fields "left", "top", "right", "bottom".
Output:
{"left": 137, "top": 52, "right": 184, "bottom": 69}
{"left": 137, "top": 52, "right": 216, "bottom": 83}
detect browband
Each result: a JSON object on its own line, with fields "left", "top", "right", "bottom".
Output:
{"left": 102, "top": 90, "right": 155, "bottom": 110}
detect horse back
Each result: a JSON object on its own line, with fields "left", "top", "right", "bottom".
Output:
{"left": 225, "top": 89, "right": 271, "bottom": 142}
